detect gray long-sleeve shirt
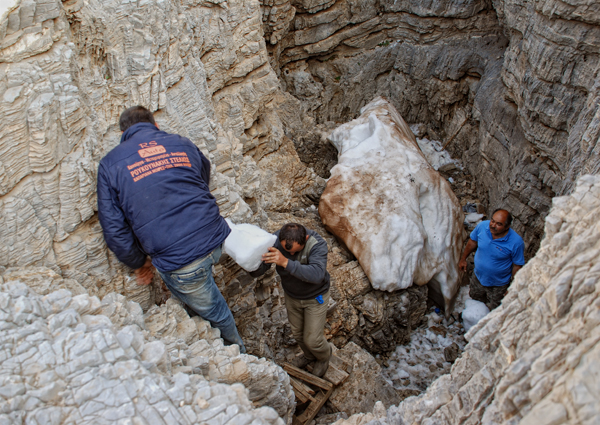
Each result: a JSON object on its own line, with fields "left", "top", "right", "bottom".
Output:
{"left": 250, "top": 228, "right": 330, "bottom": 300}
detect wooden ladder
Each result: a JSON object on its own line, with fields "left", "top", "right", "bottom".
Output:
{"left": 284, "top": 355, "right": 350, "bottom": 425}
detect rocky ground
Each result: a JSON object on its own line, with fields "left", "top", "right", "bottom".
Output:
{"left": 381, "top": 287, "right": 470, "bottom": 398}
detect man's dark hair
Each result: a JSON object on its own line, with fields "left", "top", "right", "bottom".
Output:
{"left": 279, "top": 223, "right": 306, "bottom": 250}
{"left": 119, "top": 106, "right": 156, "bottom": 132}
{"left": 492, "top": 208, "right": 513, "bottom": 227}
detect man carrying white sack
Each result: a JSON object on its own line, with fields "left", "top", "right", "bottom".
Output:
{"left": 458, "top": 209, "right": 525, "bottom": 310}
{"left": 97, "top": 106, "right": 245, "bottom": 353}
{"left": 250, "top": 223, "right": 332, "bottom": 377}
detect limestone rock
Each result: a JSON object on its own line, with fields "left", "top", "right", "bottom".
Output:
{"left": 328, "top": 261, "right": 428, "bottom": 353}
{"left": 329, "top": 342, "right": 399, "bottom": 416}
{"left": 264, "top": 0, "right": 600, "bottom": 259}
{"left": 99, "top": 293, "right": 296, "bottom": 422}
{"left": 0, "top": 0, "right": 323, "bottom": 312}
{"left": 0, "top": 282, "right": 286, "bottom": 425}
{"left": 1, "top": 266, "right": 86, "bottom": 295}
{"left": 320, "top": 97, "right": 464, "bottom": 309}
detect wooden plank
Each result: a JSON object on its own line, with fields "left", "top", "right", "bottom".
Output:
{"left": 293, "top": 387, "right": 309, "bottom": 404}
{"left": 329, "top": 354, "right": 350, "bottom": 372}
{"left": 296, "top": 388, "right": 334, "bottom": 424}
{"left": 305, "top": 361, "right": 348, "bottom": 386}
{"left": 283, "top": 363, "right": 333, "bottom": 391}
{"left": 322, "top": 363, "right": 349, "bottom": 386}
{"left": 290, "top": 376, "right": 316, "bottom": 395}
{"left": 292, "top": 415, "right": 305, "bottom": 425}
{"left": 290, "top": 377, "right": 316, "bottom": 403}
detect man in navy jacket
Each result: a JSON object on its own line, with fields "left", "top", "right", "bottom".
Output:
{"left": 97, "top": 106, "right": 245, "bottom": 352}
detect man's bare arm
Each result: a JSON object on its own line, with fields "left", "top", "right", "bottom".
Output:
{"left": 512, "top": 264, "right": 522, "bottom": 277}
{"left": 458, "top": 239, "right": 478, "bottom": 273}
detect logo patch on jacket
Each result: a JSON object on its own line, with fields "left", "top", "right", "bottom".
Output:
{"left": 138, "top": 143, "right": 166, "bottom": 158}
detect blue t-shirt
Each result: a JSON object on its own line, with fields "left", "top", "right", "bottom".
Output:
{"left": 471, "top": 221, "right": 525, "bottom": 287}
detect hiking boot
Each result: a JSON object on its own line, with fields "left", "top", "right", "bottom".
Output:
{"left": 292, "top": 355, "right": 314, "bottom": 369}
{"left": 312, "top": 357, "right": 329, "bottom": 377}
{"left": 312, "top": 344, "right": 332, "bottom": 377}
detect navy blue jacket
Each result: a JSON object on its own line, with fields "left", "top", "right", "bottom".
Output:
{"left": 97, "top": 123, "right": 230, "bottom": 272}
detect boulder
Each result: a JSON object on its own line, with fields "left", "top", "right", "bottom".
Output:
{"left": 329, "top": 342, "right": 398, "bottom": 416}
{"left": 319, "top": 97, "right": 464, "bottom": 310}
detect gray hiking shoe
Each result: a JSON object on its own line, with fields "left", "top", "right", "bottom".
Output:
{"left": 312, "top": 344, "right": 333, "bottom": 377}
{"left": 292, "top": 355, "right": 314, "bottom": 369}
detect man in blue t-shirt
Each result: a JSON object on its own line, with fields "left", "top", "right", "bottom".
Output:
{"left": 459, "top": 209, "right": 525, "bottom": 310}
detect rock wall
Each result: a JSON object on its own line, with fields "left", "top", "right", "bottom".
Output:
{"left": 335, "top": 174, "right": 600, "bottom": 425}
{"left": 0, "top": 279, "right": 291, "bottom": 424}
{"left": 0, "top": 0, "right": 428, "bottom": 364}
{"left": 261, "top": 0, "right": 600, "bottom": 256}
{"left": 0, "top": 0, "right": 336, "bottom": 356}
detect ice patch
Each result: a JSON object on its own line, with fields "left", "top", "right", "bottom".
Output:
{"left": 222, "top": 219, "right": 276, "bottom": 272}
{"left": 383, "top": 305, "right": 467, "bottom": 393}
{"left": 415, "top": 137, "right": 462, "bottom": 171}
{"left": 462, "top": 299, "right": 490, "bottom": 332}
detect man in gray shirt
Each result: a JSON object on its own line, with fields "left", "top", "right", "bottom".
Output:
{"left": 251, "top": 223, "right": 331, "bottom": 377}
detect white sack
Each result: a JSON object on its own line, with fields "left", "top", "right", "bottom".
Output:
{"left": 222, "top": 219, "right": 277, "bottom": 272}
{"left": 462, "top": 299, "right": 490, "bottom": 332}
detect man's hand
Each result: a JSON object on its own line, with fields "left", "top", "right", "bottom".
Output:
{"left": 262, "top": 247, "right": 288, "bottom": 268}
{"left": 458, "top": 239, "right": 478, "bottom": 273}
{"left": 135, "top": 258, "right": 155, "bottom": 286}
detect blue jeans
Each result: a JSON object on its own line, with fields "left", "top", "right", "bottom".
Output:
{"left": 157, "top": 245, "right": 246, "bottom": 353}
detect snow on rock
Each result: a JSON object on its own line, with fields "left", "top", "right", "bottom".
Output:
{"left": 319, "top": 97, "right": 464, "bottom": 310}
{"left": 410, "top": 132, "right": 462, "bottom": 173}
{"left": 461, "top": 299, "right": 490, "bottom": 332}
{"left": 382, "top": 305, "right": 467, "bottom": 395}
{"left": 223, "top": 219, "right": 277, "bottom": 272}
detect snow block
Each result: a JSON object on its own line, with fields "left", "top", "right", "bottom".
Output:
{"left": 223, "top": 219, "right": 277, "bottom": 272}
{"left": 462, "top": 299, "right": 490, "bottom": 332}
{"left": 319, "top": 97, "right": 465, "bottom": 311}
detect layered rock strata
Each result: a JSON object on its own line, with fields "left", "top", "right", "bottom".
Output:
{"left": 320, "top": 97, "right": 464, "bottom": 309}
{"left": 0, "top": 0, "right": 323, "bottom": 310}
{"left": 0, "top": 280, "right": 290, "bottom": 425}
{"left": 262, "top": 0, "right": 600, "bottom": 256}
{"left": 335, "top": 174, "right": 600, "bottom": 425}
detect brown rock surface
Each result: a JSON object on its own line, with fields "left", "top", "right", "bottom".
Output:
{"left": 329, "top": 342, "right": 399, "bottom": 416}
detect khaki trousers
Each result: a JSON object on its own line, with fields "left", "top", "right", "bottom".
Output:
{"left": 469, "top": 273, "right": 509, "bottom": 311}
{"left": 284, "top": 291, "right": 330, "bottom": 361}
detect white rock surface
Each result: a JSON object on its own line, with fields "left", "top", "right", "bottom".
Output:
{"left": 319, "top": 97, "right": 464, "bottom": 309}
{"left": 223, "top": 219, "right": 277, "bottom": 272}
{"left": 0, "top": 282, "right": 288, "bottom": 425}
{"left": 0, "top": 0, "right": 323, "bottom": 309}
